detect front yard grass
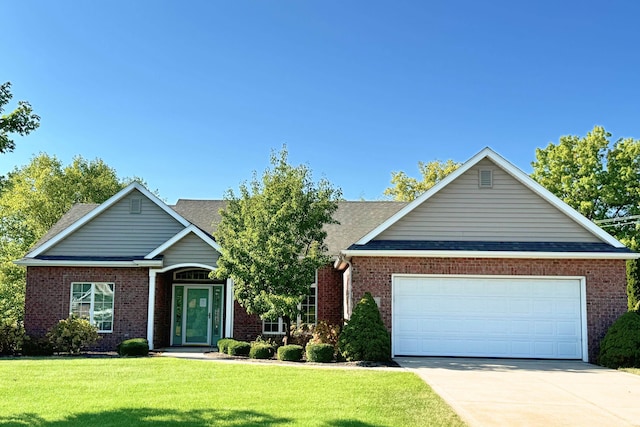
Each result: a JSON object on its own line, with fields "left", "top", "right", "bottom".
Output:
{"left": 0, "top": 357, "right": 465, "bottom": 426}
{"left": 621, "top": 367, "right": 640, "bottom": 376}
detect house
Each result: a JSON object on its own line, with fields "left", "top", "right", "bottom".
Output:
{"left": 17, "top": 148, "right": 638, "bottom": 362}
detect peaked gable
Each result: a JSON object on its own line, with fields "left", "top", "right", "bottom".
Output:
{"left": 27, "top": 183, "right": 190, "bottom": 258}
{"left": 357, "top": 147, "right": 623, "bottom": 248}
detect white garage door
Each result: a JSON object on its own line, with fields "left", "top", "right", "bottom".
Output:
{"left": 393, "top": 275, "right": 585, "bottom": 359}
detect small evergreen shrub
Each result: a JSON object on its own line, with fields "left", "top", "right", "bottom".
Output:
{"left": 277, "top": 344, "right": 303, "bottom": 361}
{"left": 249, "top": 342, "right": 275, "bottom": 359}
{"left": 117, "top": 338, "right": 149, "bottom": 357}
{"left": 0, "top": 319, "right": 24, "bottom": 355}
{"left": 306, "top": 343, "right": 334, "bottom": 363}
{"left": 46, "top": 316, "right": 100, "bottom": 354}
{"left": 217, "top": 338, "right": 235, "bottom": 354}
{"left": 598, "top": 310, "right": 640, "bottom": 369}
{"left": 227, "top": 340, "right": 251, "bottom": 356}
{"left": 338, "top": 292, "right": 391, "bottom": 362}
{"left": 21, "top": 335, "right": 54, "bottom": 356}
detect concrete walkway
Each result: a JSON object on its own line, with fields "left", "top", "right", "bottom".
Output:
{"left": 395, "top": 357, "right": 640, "bottom": 427}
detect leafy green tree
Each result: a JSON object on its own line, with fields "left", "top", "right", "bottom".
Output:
{"left": 0, "top": 82, "right": 40, "bottom": 154}
{"left": 384, "top": 159, "right": 461, "bottom": 201}
{"left": 0, "top": 154, "right": 135, "bottom": 324}
{"left": 531, "top": 126, "right": 640, "bottom": 306}
{"left": 214, "top": 147, "right": 341, "bottom": 338}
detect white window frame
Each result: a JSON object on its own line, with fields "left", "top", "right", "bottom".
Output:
{"left": 70, "top": 282, "right": 115, "bottom": 333}
{"left": 262, "top": 273, "right": 318, "bottom": 334}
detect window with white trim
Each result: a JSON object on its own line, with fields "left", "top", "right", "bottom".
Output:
{"left": 70, "top": 283, "right": 115, "bottom": 332}
{"left": 262, "top": 283, "right": 318, "bottom": 334}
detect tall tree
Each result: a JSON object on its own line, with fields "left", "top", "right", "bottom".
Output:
{"left": 0, "top": 154, "right": 136, "bottom": 323}
{"left": 0, "top": 82, "right": 40, "bottom": 154}
{"left": 384, "top": 159, "right": 461, "bottom": 201}
{"left": 531, "top": 126, "right": 640, "bottom": 308}
{"left": 214, "top": 147, "right": 341, "bottom": 338}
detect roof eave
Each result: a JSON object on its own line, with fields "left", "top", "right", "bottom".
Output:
{"left": 340, "top": 249, "right": 640, "bottom": 260}
{"left": 13, "top": 258, "right": 164, "bottom": 267}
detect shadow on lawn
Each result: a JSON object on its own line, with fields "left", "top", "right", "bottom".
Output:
{"left": 0, "top": 408, "right": 292, "bottom": 427}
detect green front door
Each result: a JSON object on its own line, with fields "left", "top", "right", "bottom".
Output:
{"left": 185, "top": 288, "right": 210, "bottom": 344}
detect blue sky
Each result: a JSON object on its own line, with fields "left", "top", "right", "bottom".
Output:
{"left": 2, "top": 1, "right": 640, "bottom": 202}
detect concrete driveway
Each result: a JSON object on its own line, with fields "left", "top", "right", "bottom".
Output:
{"left": 395, "top": 357, "right": 640, "bottom": 427}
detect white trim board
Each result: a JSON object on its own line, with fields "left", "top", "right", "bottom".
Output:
{"left": 341, "top": 249, "right": 640, "bottom": 260}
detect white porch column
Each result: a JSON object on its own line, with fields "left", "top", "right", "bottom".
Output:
{"left": 225, "top": 277, "right": 234, "bottom": 337}
{"left": 147, "top": 269, "right": 157, "bottom": 350}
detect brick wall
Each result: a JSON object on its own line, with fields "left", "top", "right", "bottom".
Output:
{"left": 153, "top": 272, "right": 172, "bottom": 348}
{"left": 350, "top": 257, "right": 627, "bottom": 361}
{"left": 233, "top": 301, "right": 262, "bottom": 340}
{"left": 317, "top": 264, "right": 343, "bottom": 326}
{"left": 25, "top": 266, "right": 150, "bottom": 351}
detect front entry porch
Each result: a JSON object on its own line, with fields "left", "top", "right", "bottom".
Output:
{"left": 148, "top": 266, "right": 234, "bottom": 350}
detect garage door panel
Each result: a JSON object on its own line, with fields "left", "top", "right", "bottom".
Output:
{"left": 393, "top": 276, "right": 583, "bottom": 359}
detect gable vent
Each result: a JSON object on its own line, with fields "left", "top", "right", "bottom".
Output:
{"left": 130, "top": 198, "right": 142, "bottom": 214}
{"left": 478, "top": 169, "right": 493, "bottom": 188}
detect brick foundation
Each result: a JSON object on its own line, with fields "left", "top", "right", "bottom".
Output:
{"left": 350, "top": 257, "right": 627, "bottom": 361}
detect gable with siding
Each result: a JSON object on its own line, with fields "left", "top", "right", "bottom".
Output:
{"left": 162, "top": 232, "right": 220, "bottom": 267}
{"left": 42, "top": 189, "right": 186, "bottom": 257}
{"left": 376, "top": 158, "right": 601, "bottom": 243}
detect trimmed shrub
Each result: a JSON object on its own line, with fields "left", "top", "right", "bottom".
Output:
{"left": 306, "top": 343, "right": 334, "bottom": 363}
{"left": 217, "top": 338, "right": 235, "bottom": 354}
{"left": 46, "top": 316, "right": 100, "bottom": 354}
{"left": 599, "top": 310, "right": 640, "bottom": 369}
{"left": 249, "top": 342, "right": 275, "bottom": 359}
{"left": 338, "top": 292, "right": 391, "bottom": 362}
{"left": 117, "top": 338, "right": 149, "bottom": 357}
{"left": 227, "top": 340, "right": 251, "bottom": 356}
{"left": 21, "top": 335, "right": 54, "bottom": 356}
{"left": 0, "top": 319, "right": 24, "bottom": 355}
{"left": 277, "top": 344, "right": 303, "bottom": 361}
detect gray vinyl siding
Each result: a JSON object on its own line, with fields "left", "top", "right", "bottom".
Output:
{"left": 162, "top": 233, "right": 220, "bottom": 267}
{"left": 377, "top": 158, "right": 601, "bottom": 242}
{"left": 44, "top": 190, "right": 186, "bottom": 257}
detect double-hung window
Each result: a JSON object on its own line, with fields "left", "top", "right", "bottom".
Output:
{"left": 70, "top": 283, "right": 115, "bottom": 332}
{"left": 262, "top": 282, "right": 318, "bottom": 334}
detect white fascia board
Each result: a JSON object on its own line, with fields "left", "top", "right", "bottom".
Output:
{"left": 341, "top": 249, "right": 640, "bottom": 260}
{"left": 13, "top": 258, "right": 164, "bottom": 267}
{"left": 25, "top": 182, "right": 191, "bottom": 259}
{"left": 145, "top": 225, "right": 222, "bottom": 260}
{"left": 356, "top": 147, "right": 624, "bottom": 248}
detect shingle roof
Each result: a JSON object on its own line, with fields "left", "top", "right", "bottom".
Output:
{"left": 172, "top": 199, "right": 408, "bottom": 256}
{"left": 347, "top": 240, "right": 634, "bottom": 254}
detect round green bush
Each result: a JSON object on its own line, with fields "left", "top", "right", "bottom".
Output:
{"left": 117, "top": 338, "right": 149, "bottom": 357}
{"left": 306, "top": 343, "right": 334, "bottom": 363}
{"left": 217, "top": 338, "right": 235, "bottom": 354}
{"left": 277, "top": 344, "right": 303, "bottom": 361}
{"left": 599, "top": 311, "right": 640, "bottom": 369}
{"left": 249, "top": 342, "right": 275, "bottom": 359}
{"left": 46, "top": 316, "right": 100, "bottom": 354}
{"left": 227, "top": 340, "right": 251, "bottom": 356}
{"left": 338, "top": 292, "right": 390, "bottom": 362}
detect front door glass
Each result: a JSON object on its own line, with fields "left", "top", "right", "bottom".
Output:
{"left": 185, "top": 288, "right": 209, "bottom": 344}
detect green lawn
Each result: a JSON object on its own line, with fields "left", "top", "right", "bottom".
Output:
{"left": 0, "top": 357, "right": 464, "bottom": 427}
